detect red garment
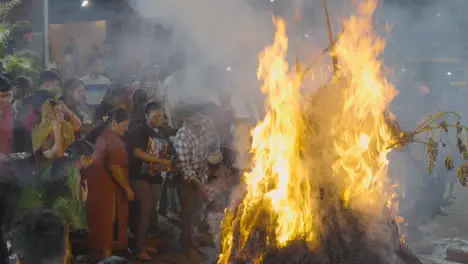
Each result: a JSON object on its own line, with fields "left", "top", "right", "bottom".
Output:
{"left": 20, "top": 105, "right": 40, "bottom": 133}
{"left": 0, "top": 105, "right": 13, "bottom": 154}
{"left": 85, "top": 128, "right": 130, "bottom": 250}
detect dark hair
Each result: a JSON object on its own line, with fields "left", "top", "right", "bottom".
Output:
{"left": 48, "top": 139, "right": 94, "bottom": 193}
{"left": 105, "top": 107, "right": 129, "bottom": 124}
{"left": 178, "top": 104, "right": 204, "bottom": 119}
{"left": 0, "top": 74, "right": 11, "bottom": 92}
{"left": 98, "top": 256, "right": 129, "bottom": 264}
{"left": 102, "top": 82, "right": 127, "bottom": 106}
{"left": 144, "top": 101, "right": 162, "bottom": 115}
{"left": 21, "top": 90, "right": 54, "bottom": 111}
{"left": 1, "top": 72, "right": 12, "bottom": 82}
{"left": 63, "top": 78, "right": 84, "bottom": 94}
{"left": 39, "top": 70, "right": 61, "bottom": 86}
{"left": 132, "top": 89, "right": 148, "bottom": 107}
{"left": 63, "top": 78, "right": 85, "bottom": 103}
{"left": 88, "top": 56, "right": 102, "bottom": 67}
{"left": 92, "top": 83, "right": 127, "bottom": 123}
{"left": 84, "top": 108, "right": 128, "bottom": 144}
{"left": 10, "top": 209, "right": 65, "bottom": 263}
{"left": 66, "top": 139, "right": 94, "bottom": 160}
{"left": 129, "top": 89, "right": 148, "bottom": 128}
{"left": 12, "top": 76, "right": 33, "bottom": 90}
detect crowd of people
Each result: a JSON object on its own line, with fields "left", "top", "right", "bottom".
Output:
{"left": 0, "top": 52, "right": 244, "bottom": 264}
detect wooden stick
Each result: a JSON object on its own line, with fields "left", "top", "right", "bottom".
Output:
{"left": 321, "top": 0, "right": 339, "bottom": 74}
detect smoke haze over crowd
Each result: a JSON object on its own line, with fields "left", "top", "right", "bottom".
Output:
{"left": 129, "top": 0, "right": 468, "bottom": 228}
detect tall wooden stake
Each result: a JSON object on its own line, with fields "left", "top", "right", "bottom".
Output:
{"left": 321, "top": 0, "right": 338, "bottom": 74}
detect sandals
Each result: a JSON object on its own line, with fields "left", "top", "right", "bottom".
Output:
{"left": 136, "top": 251, "right": 152, "bottom": 261}
{"left": 145, "top": 245, "right": 158, "bottom": 254}
{"left": 136, "top": 246, "right": 157, "bottom": 261}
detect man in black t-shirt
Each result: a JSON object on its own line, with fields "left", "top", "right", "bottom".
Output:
{"left": 128, "top": 102, "right": 172, "bottom": 261}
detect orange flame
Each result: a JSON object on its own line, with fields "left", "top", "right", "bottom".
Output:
{"left": 219, "top": 1, "right": 403, "bottom": 263}
{"left": 331, "top": 0, "right": 398, "bottom": 212}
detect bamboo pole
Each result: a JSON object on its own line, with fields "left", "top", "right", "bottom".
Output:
{"left": 321, "top": 0, "right": 338, "bottom": 74}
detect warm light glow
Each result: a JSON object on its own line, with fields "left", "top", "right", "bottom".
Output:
{"left": 81, "top": 0, "right": 89, "bottom": 7}
{"left": 331, "top": 0, "right": 398, "bottom": 210}
{"left": 219, "top": 0, "right": 403, "bottom": 262}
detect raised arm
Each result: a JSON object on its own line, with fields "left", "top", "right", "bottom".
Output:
{"left": 61, "top": 102, "right": 82, "bottom": 132}
{"left": 43, "top": 121, "right": 65, "bottom": 159}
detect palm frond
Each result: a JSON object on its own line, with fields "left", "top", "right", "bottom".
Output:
{"left": 0, "top": 0, "right": 21, "bottom": 22}
{"left": 0, "top": 25, "right": 11, "bottom": 54}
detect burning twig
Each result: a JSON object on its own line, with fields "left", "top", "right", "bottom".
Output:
{"left": 387, "top": 111, "right": 468, "bottom": 185}
{"left": 297, "top": 32, "right": 343, "bottom": 82}
{"left": 321, "top": 0, "right": 338, "bottom": 74}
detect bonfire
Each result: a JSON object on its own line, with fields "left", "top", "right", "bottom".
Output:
{"left": 215, "top": 1, "right": 458, "bottom": 263}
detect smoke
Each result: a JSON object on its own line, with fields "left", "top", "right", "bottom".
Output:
{"left": 129, "top": 0, "right": 464, "bottom": 244}
{"left": 129, "top": 0, "right": 269, "bottom": 107}
{"left": 378, "top": 0, "right": 468, "bottom": 237}
{"left": 379, "top": 0, "right": 467, "bottom": 125}
{"left": 128, "top": 0, "right": 351, "bottom": 118}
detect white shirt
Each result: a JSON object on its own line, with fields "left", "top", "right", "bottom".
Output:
{"left": 81, "top": 75, "right": 111, "bottom": 106}
{"left": 81, "top": 75, "right": 111, "bottom": 86}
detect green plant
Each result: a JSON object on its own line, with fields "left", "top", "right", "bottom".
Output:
{"left": 2, "top": 53, "right": 39, "bottom": 74}
{"left": 0, "top": 0, "right": 40, "bottom": 76}
{"left": 0, "top": 0, "right": 21, "bottom": 57}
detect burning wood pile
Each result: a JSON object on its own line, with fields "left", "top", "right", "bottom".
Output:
{"left": 217, "top": 1, "right": 429, "bottom": 263}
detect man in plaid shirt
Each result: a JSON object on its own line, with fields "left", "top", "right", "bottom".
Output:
{"left": 173, "top": 104, "right": 219, "bottom": 262}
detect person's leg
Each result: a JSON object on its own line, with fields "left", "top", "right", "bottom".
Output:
{"left": 0, "top": 183, "right": 10, "bottom": 263}
{"left": 149, "top": 183, "right": 162, "bottom": 233}
{"left": 166, "top": 174, "right": 181, "bottom": 216}
{"left": 64, "top": 225, "right": 72, "bottom": 264}
{"left": 178, "top": 181, "right": 204, "bottom": 262}
{"left": 101, "top": 194, "right": 116, "bottom": 260}
{"left": 158, "top": 177, "right": 168, "bottom": 217}
{"left": 168, "top": 186, "right": 180, "bottom": 215}
{"left": 128, "top": 196, "right": 138, "bottom": 235}
{"left": 133, "top": 180, "right": 153, "bottom": 259}
{"left": 178, "top": 181, "right": 191, "bottom": 245}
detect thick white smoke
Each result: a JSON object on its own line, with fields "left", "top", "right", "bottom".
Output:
{"left": 379, "top": 0, "right": 468, "bottom": 236}
{"left": 128, "top": 0, "right": 352, "bottom": 122}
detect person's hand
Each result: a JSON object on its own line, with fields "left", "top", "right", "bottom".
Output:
{"left": 162, "top": 159, "right": 172, "bottom": 171}
{"left": 58, "top": 101, "right": 69, "bottom": 112}
{"left": 52, "top": 120, "right": 62, "bottom": 136}
{"left": 59, "top": 101, "right": 74, "bottom": 119}
{"left": 152, "top": 164, "right": 165, "bottom": 172}
{"left": 153, "top": 158, "right": 172, "bottom": 171}
{"left": 125, "top": 187, "right": 135, "bottom": 201}
{"left": 200, "top": 185, "right": 214, "bottom": 202}
{"left": 80, "top": 179, "right": 88, "bottom": 201}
